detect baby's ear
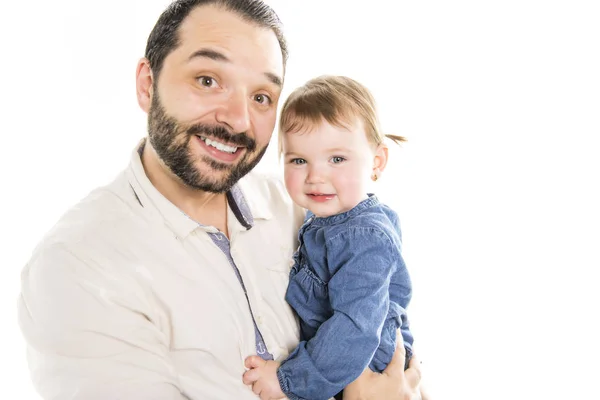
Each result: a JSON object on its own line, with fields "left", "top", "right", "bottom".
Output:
{"left": 372, "top": 143, "right": 389, "bottom": 177}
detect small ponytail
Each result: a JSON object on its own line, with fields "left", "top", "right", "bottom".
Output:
{"left": 385, "top": 134, "right": 407, "bottom": 145}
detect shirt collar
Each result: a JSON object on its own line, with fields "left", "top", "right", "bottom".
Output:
{"left": 126, "top": 138, "right": 263, "bottom": 239}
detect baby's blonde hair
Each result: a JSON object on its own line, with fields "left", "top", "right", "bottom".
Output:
{"left": 278, "top": 75, "right": 405, "bottom": 155}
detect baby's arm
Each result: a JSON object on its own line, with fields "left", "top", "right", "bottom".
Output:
{"left": 277, "top": 228, "right": 396, "bottom": 400}
{"left": 242, "top": 357, "right": 285, "bottom": 400}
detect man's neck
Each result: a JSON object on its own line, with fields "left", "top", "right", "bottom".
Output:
{"left": 141, "top": 141, "right": 229, "bottom": 234}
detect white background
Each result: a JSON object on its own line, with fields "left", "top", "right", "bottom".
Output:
{"left": 1, "top": 1, "right": 599, "bottom": 399}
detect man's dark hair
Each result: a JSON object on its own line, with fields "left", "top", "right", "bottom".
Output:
{"left": 145, "top": 0, "right": 288, "bottom": 80}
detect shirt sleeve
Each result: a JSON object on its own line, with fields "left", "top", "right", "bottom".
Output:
{"left": 277, "top": 227, "right": 395, "bottom": 400}
{"left": 17, "top": 244, "right": 188, "bottom": 400}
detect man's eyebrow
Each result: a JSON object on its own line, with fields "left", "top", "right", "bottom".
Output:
{"left": 188, "top": 48, "right": 282, "bottom": 88}
{"left": 265, "top": 72, "right": 283, "bottom": 88}
{"left": 187, "top": 48, "right": 230, "bottom": 63}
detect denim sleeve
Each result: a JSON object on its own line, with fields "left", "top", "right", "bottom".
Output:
{"left": 277, "top": 228, "right": 394, "bottom": 400}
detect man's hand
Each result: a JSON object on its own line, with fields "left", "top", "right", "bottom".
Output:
{"left": 343, "top": 342, "right": 423, "bottom": 400}
{"left": 242, "top": 356, "right": 286, "bottom": 400}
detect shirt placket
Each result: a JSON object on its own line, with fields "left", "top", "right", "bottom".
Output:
{"left": 208, "top": 231, "right": 273, "bottom": 361}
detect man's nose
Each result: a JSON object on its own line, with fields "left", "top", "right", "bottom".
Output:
{"left": 215, "top": 90, "right": 251, "bottom": 134}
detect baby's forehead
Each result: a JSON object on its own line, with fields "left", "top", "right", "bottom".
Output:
{"left": 283, "top": 122, "right": 372, "bottom": 150}
{"left": 284, "top": 116, "right": 362, "bottom": 135}
{"left": 284, "top": 120, "right": 373, "bottom": 146}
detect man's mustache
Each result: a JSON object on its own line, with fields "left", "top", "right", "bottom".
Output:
{"left": 188, "top": 124, "right": 256, "bottom": 151}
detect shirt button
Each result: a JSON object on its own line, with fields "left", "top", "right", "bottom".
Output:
{"left": 256, "top": 315, "right": 263, "bottom": 325}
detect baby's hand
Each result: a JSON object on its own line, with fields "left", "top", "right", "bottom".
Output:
{"left": 242, "top": 356, "right": 285, "bottom": 400}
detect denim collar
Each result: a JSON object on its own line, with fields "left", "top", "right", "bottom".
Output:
{"left": 308, "top": 194, "right": 379, "bottom": 226}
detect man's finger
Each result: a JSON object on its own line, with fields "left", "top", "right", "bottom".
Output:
{"left": 405, "top": 354, "right": 422, "bottom": 389}
{"left": 382, "top": 338, "right": 407, "bottom": 378}
{"left": 245, "top": 355, "right": 266, "bottom": 369}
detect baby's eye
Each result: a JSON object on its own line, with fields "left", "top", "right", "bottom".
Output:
{"left": 330, "top": 156, "right": 346, "bottom": 164}
{"left": 290, "top": 158, "right": 306, "bottom": 165}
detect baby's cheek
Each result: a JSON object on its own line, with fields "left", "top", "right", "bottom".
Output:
{"left": 337, "top": 170, "right": 363, "bottom": 190}
{"left": 284, "top": 171, "right": 302, "bottom": 198}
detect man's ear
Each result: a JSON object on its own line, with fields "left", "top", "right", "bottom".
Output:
{"left": 372, "top": 144, "right": 389, "bottom": 181}
{"left": 136, "top": 58, "right": 154, "bottom": 113}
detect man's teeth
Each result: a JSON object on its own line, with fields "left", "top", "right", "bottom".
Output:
{"left": 201, "top": 137, "right": 238, "bottom": 154}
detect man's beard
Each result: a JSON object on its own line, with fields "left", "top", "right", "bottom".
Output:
{"left": 147, "top": 92, "right": 268, "bottom": 193}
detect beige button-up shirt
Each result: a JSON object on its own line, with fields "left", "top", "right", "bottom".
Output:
{"left": 18, "top": 142, "right": 305, "bottom": 399}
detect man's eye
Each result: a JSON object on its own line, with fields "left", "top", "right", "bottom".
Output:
{"left": 198, "top": 76, "right": 217, "bottom": 87}
{"left": 331, "top": 156, "right": 345, "bottom": 164}
{"left": 254, "top": 94, "right": 272, "bottom": 106}
{"left": 291, "top": 158, "right": 306, "bottom": 165}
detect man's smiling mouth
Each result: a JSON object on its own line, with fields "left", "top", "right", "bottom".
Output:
{"left": 197, "top": 135, "right": 239, "bottom": 154}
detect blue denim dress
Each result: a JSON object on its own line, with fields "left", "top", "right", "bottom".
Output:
{"left": 276, "top": 195, "right": 414, "bottom": 400}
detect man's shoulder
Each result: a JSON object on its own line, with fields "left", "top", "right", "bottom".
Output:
{"left": 33, "top": 171, "right": 143, "bottom": 255}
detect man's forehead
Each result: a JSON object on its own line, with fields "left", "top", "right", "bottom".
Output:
{"left": 180, "top": 5, "right": 247, "bottom": 41}
{"left": 174, "top": 5, "right": 283, "bottom": 74}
